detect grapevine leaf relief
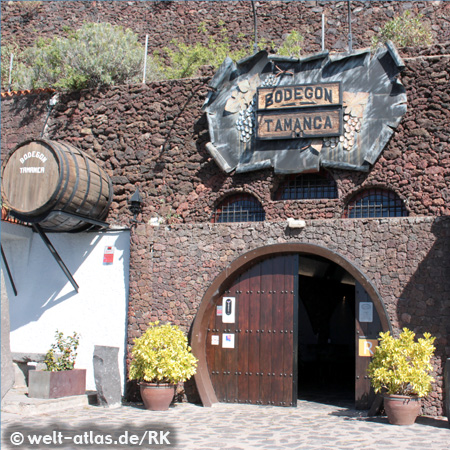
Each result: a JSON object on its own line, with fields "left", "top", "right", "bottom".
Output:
{"left": 224, "top": 73, "right": 260, "bottom": 114}
{"left": 343, "top": 91, "right": 370, "bottom": 118}
{"left": 324, "top": 92, "right": 368, "bottom": 152}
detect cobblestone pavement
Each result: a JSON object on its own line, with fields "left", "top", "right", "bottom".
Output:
{"left": 1, "top": 399, "right": 449, "bottom": 450}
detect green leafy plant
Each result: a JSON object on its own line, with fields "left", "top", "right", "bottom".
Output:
{"left": 156, "top": 21, "right": 302, "bottom": 80}
{"left": 277, "top": 30, "right": 304, "bottom": 57}
{"left": 372, "top": 10, "right": 433, "bottom": 49}
{"left": 367, "top": 328, "right": 436, "bottom": 397}
{"left": 155, "top": 23, "right": 250, "bottom": 79}
{"left": 13, "top": 22, "right": 162, "bottom": 91}
{"left": 129, "top": 321, "right": 198, "bottom": 384}
{"left": 44, "top": 330, "right": 80, "bottom": 372}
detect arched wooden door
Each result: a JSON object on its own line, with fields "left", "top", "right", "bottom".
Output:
{"left": 193, "top": 243, "right": 391, "bottom": 408}
{"left": 205, "top": 254, "right": 299, "bottom": 406}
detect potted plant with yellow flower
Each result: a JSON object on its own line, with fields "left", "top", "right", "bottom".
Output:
{"left": 129, "top": 321, "right": 197, "bottom": 411}
{"left": 367, "top": 328, "right": 436, "bottom": 425}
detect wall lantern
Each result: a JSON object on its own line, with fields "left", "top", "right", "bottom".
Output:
{"left": 129, "top": 188, "right": 143, "bottom": 221}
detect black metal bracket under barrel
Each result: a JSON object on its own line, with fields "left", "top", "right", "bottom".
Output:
{"left": 1, "top": 244, "right": 18, "bottom": 296}
{"left": 32, "top": 223, "right": 79, "bottom": 293}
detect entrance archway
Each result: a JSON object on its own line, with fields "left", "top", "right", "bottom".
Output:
{"left": 191, "top": 243, "right": 391, "bottom": 408}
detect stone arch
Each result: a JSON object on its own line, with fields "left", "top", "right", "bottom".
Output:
{"left": 191, "top": 242, "right": 390, "bottom": 407}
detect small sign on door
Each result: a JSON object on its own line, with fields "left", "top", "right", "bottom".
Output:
{"left": 222, "top": 333, "right": 235, "bottom": 349}
{"left": 222, "top": 297, "right": 235, "bottom": 323}
{"left": 359, "top": 302, "right": 373, "bottom": 322}
{"left": 211, "top": 335, "right": 219, "bottom": 346}
{"left": 358, "top": 338, "right": 378, "bottom": 357}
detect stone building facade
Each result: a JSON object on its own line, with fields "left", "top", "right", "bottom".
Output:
{"left": 1, "top": 1, "right": 449, "bottom": 415}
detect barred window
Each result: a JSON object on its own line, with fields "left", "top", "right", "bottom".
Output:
{"left": 343, "top": 188, "right": 408, "bottom": 218}
{"left": 275, "top": 172, "right": 338, "bottom": 200}
{"left": 212, "top": 194, "right": 265, "bottom": 223}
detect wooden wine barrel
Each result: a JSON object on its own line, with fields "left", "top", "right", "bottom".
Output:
{"left": 1, "top": 139, "right": 113, "bottom": 232}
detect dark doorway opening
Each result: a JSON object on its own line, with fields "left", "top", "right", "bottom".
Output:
{"left": 297, "top": 255, "right": 355, "bottom": 407}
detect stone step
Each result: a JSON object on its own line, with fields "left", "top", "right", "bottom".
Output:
{"left": 1, "top": 386, "right": 98, "bottom": 416}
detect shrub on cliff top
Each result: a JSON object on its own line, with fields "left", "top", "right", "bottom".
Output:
{"left": 372, "top": 10, "right": 433, "bottom": 49}
{"left": 12, "top": 22, "right": 161, "bottom": 91}
{"left": 277, "top": 30, "right": 304, "bottom": 58}
{"left": 155, "top": 21, "right": 302, "bottom": 80}
{"left": 155, "top": 21, "right": 251, "bottom": 79}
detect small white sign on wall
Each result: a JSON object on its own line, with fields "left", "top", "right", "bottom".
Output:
{"left": 222, "top": 333, "right": 235, "bottom": 349}
{"left": 211, "top": 335, "right": 219, "bottom": 346}
{"left": 359, "top": 302, "right": 373, "bottom": 323}
{"left": 222, "top": 297, "right": 236, "bottom": 323}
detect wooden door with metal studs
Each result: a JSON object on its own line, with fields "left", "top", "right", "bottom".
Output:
{"left": 206, "top": 255, "right": 299, "bottom": 406}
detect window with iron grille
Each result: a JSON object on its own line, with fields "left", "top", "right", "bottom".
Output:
{"left": 275, "top": 172, "right": 338, "bottom": 200}
{"left": 343, "top": 188, "right": 408, "bottom": 218}
{"left": 212, "top": 193, "right": 265, "bottom": 223}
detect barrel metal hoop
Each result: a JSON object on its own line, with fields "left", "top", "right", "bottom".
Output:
{"left": 85, "top": 154, "right": 103, "bottom": 218}
{"left": 58, "top": 141, "right": 80, "bottom": 211}
{"left": 55, "top": 141, "right": 81, "bottom": 229}
{"left": 75, "top": 148, "right": 92, "bottom": 214}
{"left": 81, "top": 150, "right": 112, "bottom": 222}
{"left": 48, "top": 140, "right": 72, "bottom": 212}
{"left": 76, "top": 147, "right": 111, "bottom": 225}
{"left": 41, "top": 139, "right": 65, "bottom": 209}
{"left": 92, "top": 161, "right": 110, "bottom": 221}
{"left": 99, "top": 173, "right": 114, "bottom": 220}
{"left": 73, "top": 150, "right": 97, "bottom": 232}
{"left": 38, "top": 141, "right": 80, "bottom": 231}
{"left": 93, "top": 161, "right": 104, "bottom": 216}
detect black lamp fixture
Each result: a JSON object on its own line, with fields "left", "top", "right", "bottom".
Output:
{"left": 129, "top": 188, "right": 143, "bottom": 221}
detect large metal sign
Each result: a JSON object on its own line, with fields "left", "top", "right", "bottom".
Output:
{"left": 203, "top": 43, "right": 407, "bottom": 174}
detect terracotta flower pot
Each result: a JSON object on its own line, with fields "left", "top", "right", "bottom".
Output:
{"left": 383, "top": 394, "right": 421, "bottom": 425}
{"left": 139, "top": 382, "right": 175, "bottom": 411}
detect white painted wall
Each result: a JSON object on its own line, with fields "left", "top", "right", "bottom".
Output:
{"left": 1, "top": 222, "right": 130, "bottom": 393}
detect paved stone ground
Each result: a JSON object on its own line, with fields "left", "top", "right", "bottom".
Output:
{"left": 1, "top": 396, "right": 449, "bottom": 450}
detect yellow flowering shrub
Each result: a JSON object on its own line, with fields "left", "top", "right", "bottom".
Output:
{"left": 367, "top": 328, "right": 436, "bottom": 397}
{"left": 129, "top": 321, "right": 197, "bottom": 384}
